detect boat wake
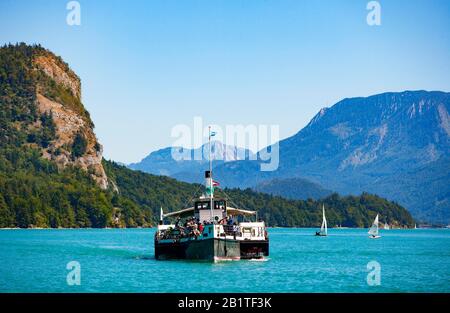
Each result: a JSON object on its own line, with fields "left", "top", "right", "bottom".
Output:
{"left": 213, "top": 256, "right": 241, "bottom": 262}
{"left": 248, "top": 257, "right": 269, "bottom": 262}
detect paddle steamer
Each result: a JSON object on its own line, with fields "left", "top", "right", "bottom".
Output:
{"left": 154, "top": 128, "right": 269, "bottom": 261}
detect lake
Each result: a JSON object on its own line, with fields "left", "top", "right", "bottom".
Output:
{"left": 0, "top": 228, "right": 449, "bottom": 292}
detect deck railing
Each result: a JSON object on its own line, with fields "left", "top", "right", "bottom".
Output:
{"left": 222, "top": 224, "right": 240, "bottom": 236}
{"left": 156, "top": 224, "right": 266, "bottom": 241}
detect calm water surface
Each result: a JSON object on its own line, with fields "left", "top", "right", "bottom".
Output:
{"left": 0, "top": 228, "right": 449, "bottom": 292}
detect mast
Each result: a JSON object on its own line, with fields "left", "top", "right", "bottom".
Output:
{"left": 209, "top": 126, "right": 213, "bottom": 222}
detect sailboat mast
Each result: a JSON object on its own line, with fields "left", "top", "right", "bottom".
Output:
{"left": 209, "top": 126, "right": 213, "bottom": 222}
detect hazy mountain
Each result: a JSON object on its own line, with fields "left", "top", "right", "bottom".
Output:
{"left": 128, "top": 141, "right": 254, "bottom": 178}
{"left": 212, "top": 91, "right": 450, "bottom": 224}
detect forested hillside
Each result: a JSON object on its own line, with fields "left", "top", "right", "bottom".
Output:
{"left": 0, "top": 43, "right": 415, "bottom": 228}
{"left": 107, "top": 161, "right": 414, "bottom": 228}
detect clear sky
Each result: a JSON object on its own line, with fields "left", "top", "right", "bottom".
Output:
{"left": 1, "top": 0, "right": 449, "bottom": 163}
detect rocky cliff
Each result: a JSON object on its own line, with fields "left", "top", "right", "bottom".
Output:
{"left": 33, "top": 53, "right": 108, "bottom": 189}
{"left": 1, "top": 44, "right": 109, "bottom": 189}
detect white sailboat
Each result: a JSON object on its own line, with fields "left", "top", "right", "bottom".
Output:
{"left": 315, "top": 204, "right": 328, "bottom": 236}
{"left": 384, "top": 222, "right": 390, "bottom": 230}
{"left": 368, "top": 214, "right": 381, "bottom": 239}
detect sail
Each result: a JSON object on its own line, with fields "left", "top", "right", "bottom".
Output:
{"left": 320, "top": 204, "right": 327, "bottom": 235}
{"left": 368, "top": 214, "right": 379, "bottom": 236}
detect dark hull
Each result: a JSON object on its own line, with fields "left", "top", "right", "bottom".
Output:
{"left": 155, "top": 238, "right": 269, "bottom": 261}
{"left": 239, "top": 240, "right": 269, "bottom": 259}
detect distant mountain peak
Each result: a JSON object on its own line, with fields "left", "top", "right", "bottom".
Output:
{"left": 307, "top": 107, "right": 329, "bottom": 127}
{"left": 128, "top": 140, "right": 255, "bottom": 177}
{"left": 193, "top": 140, "right": 255, "bottom": 161}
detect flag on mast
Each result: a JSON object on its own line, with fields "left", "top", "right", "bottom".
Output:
{"left": 205, "top": 179, "right": 220, "bottom": 194}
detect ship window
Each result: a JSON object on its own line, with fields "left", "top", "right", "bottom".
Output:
{"left": 195, "top": 201, "right": 210, "bottom": 210}
{"left": 214, "top": 200, "right": 226, "bottom": 210}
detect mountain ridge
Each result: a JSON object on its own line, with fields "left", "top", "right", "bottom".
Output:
{"left": 131, "top": 90, "right": 450, "bottom": 223}
{"left": 215, "top": 90, "right": 450, "bottom": 223}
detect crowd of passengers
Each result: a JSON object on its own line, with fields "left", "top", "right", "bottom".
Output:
{"left": 159, "top": 216, "right": 239, "bottom": 240}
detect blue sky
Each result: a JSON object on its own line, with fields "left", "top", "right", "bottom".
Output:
{"left": 1, "top": 0, "right": 449, "bottom": 163}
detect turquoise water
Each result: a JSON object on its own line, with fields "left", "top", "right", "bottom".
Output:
{"left": 0, "top": 228, "right": 449, "bottom": 292}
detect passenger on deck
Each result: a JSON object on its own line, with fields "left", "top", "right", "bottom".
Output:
{"left": 192, "top": 223, "right": 199, "bottom": 237}
{"left": 233, "top": 222, "right": 239, "bottom": 233}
